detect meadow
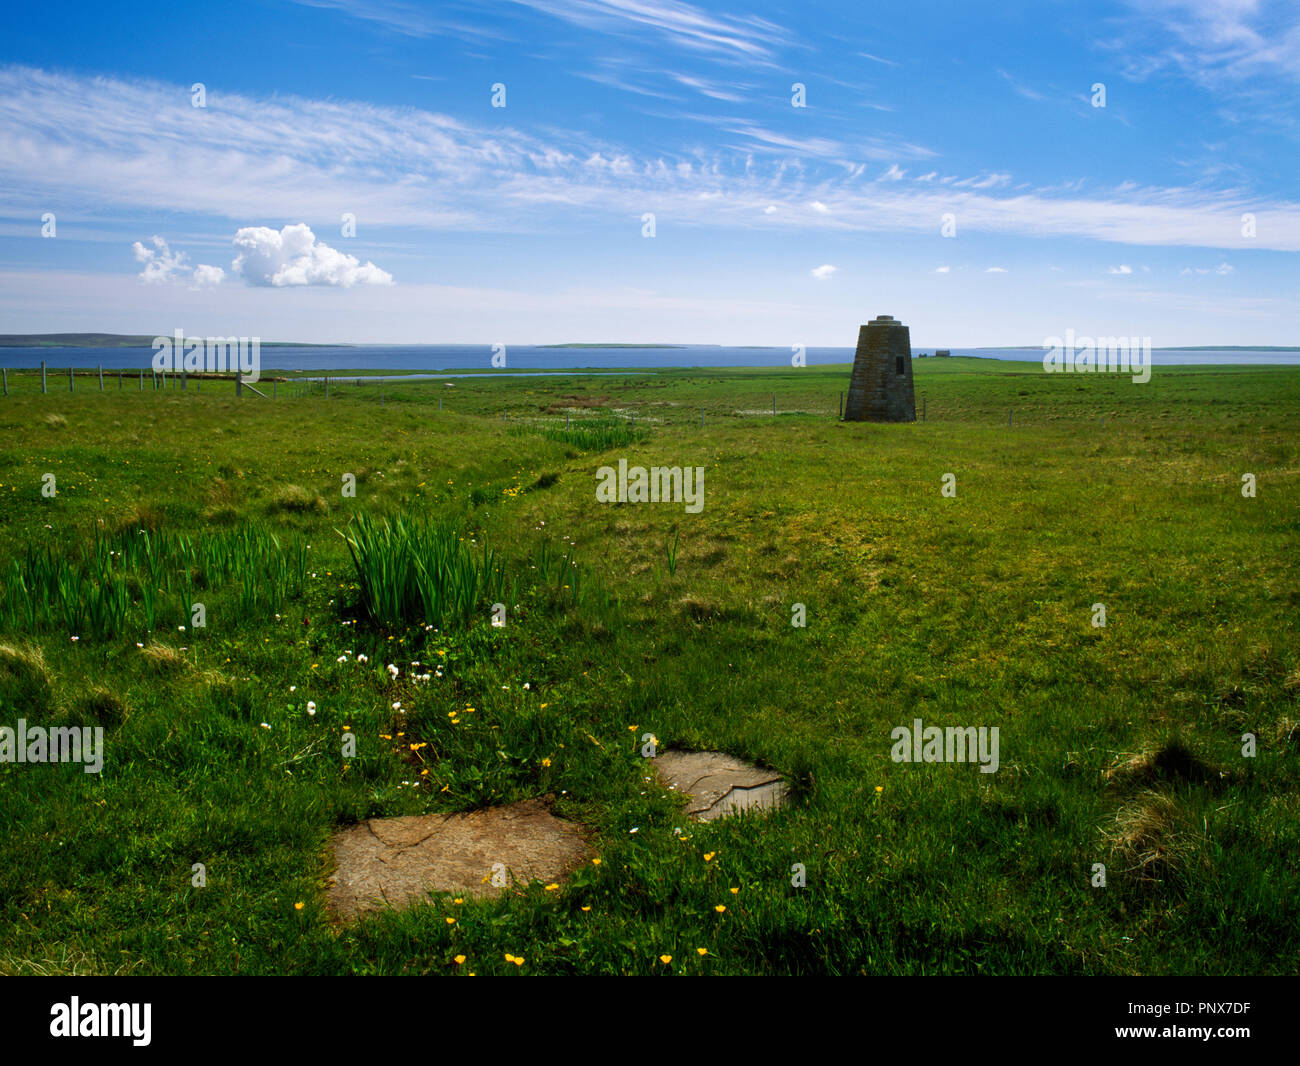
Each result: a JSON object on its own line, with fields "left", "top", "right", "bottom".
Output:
{"left": 0, "top": 357, "right": 1296, "bottom": 975}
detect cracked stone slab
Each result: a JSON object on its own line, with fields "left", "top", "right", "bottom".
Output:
{"left": 325, "top": 798, "right": 592, "bottom": 921}
{"left": 654, "top": 750, "right": 790, "bottom": 822}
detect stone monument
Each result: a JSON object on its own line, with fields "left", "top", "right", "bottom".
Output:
{"left": 844, "top": 314, "right": 916, "bottom": 422}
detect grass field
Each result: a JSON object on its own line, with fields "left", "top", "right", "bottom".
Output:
{"left": 0, "top": 357, "right": 1296, "bottom": 975}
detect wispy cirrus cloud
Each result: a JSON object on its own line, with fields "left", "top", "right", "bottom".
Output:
{"left": 1111, "top": 0, "right": 1300, "bottom": 86}
{"left": 2, "top": 67, "right": 1299, "bottom": 251}
{"left": 295, "top": 0, "right": 789, "bottom": 63}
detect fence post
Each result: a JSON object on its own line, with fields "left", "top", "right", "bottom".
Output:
{"left": 700, "top": 408, "right": 704, "bottom": 428}
{"left": 1008, "top": 408, "right": 1013, "bottom": 427}
{"left": 838, "top": 391, "right": 843, "bottom": 420}
{"left": 565, "top": 411, "right": 569, "bottom": 428}
{"left": 181, "top": 367, "right": 187, "bottom": 390}
{"left": 69, "top": 366, "right": 74, "bottom": 392}
{"left": 118, "top": 369, "right": 122, "bottom": 390}
{"left": 922, "top": 395, "right": 926, "bottom": 422}
{"left": 325, "top": 375, "right": 329, "bottom": 399}
{"left": 98, "top": 365, "right": 104, "bottom": 391}
{"left": 2, "top": 368, "right": 6, "bottom": 396}
{"left": 439, "top": 395, "right": 443, "bottom": 411}
{"left": 773, "top": 394, "right": 776, "bottom": 417}
{"left": 41, "top": 361, "right": 47, "bottom": 394}
{"left": 236, "top": 370, "right": 242, "bottom": 397}
{"left": 139, "top": 369, "right": 143, "bottom": 390}
{"left": 273, "top": 379, "right": 277, "bottom": 399}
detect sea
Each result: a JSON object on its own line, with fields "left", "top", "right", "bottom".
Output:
{"left": 0, "top": 344, "right": 1297, "bottom": 375}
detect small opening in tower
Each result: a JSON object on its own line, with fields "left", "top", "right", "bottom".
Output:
{"left": 895, "top": 355, "right": 904, "bottom": 375}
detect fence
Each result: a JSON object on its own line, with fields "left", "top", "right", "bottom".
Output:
{"left": 2, "top": 365, "right": 1013, "bottom": 426}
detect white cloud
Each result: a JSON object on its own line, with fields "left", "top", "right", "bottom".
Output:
{"left": 810, "top": 201, "right": 830, "bottom": 214}
{"left": 882, "top": 164, "right": 905, "bottom": 181}
{"left": 1181, "top": 261, "right": 1236, "bottom": 275}
{"left": 934, "top": 265, "right": 951, "bottom": 273}
{"left": 810, "top": 264, "right": 838, "bottom": 280}
{"left": 191, "top": 264, "right": 226, "bottom": 288}
{"left": 132, "top": 235, "right": 224, "bottom": 288}
{"left": 132, "top": 236, "right": 187, "bottom": 284}
{"left": 763, "top": 205, "right": 778, "bottom": 214}
{"left": 1108, "top": 264, "right": 1134, "bottom": 274}
{"left": 231, "top": 224, "right": 393, "bottom": 287}
{"left": 986, "top": 266, "right": 1007, "bottom": 273}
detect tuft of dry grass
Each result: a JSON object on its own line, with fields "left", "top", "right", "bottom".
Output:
{"left": 116, "top": 502, "right": 166, "bottom": 533}
{"left": 678, "top": 594, "right": 719, "bottom": 621}
{"left": 268, "top": 484, "right": 326, "bottom": 515}
{"left": 77, "top": 684, "right": 129, "bottom": 727}
{"left": 0, "top": 642, "right": 54, "bottom": 714}
{"left": 42, "top": 413, "right": 67, "bottom": 428}
{"left": 203, "top": 477, "right": 241, "bottom": 524}
{"left": 1107, "top": 789, "right": 1208, "bottom": 891}
{"left": 139, "top": 641, "right": 187, "bottom": 674}
{"left": 1104, "top": 738, "right": 1223, "bottom": 789}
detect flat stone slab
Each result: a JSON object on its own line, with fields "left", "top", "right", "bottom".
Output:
{"left": 325, "top": 798, "right": 591, "bottom": 920}
{"left": 654, "top": 751, "right": 790, "bottom": 821}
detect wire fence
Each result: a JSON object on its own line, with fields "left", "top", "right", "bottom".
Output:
{"left": 1, "top": 363, "right": 996, "bottom": 426}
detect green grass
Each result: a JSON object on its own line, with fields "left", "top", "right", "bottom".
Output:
{"left": 0, "top": 358, "right": 1296, "bottom": 975}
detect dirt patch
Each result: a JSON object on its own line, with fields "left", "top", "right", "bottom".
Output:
{"left": 541, "top": 394, "right": 610, "bottom": 413}
{"left": 325, "top": 798, "right": 591, "bottom": 921}
{"left": 654, "top": 751, "right": 789, "bottom": 822}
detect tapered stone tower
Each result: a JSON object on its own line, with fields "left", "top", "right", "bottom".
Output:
{"left": 843, "top": 314, "right": 915, "bottom": 422}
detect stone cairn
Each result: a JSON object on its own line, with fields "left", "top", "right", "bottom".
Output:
{"left": 844, "top": 314, "right": 916, "bottom": 423}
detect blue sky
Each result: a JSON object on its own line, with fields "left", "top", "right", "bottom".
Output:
{"left": 0, "top": 0, "right": 1297, "bottom": 345}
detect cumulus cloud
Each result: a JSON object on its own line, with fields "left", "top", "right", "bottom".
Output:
{"left": 934, "top": 265, "right": 951, "bottom": 273}
{"left": 132, "top": 236, "right": 223, "bottom": 287}
{"left": 1108, "top": 264, "right": 1134, "bottom": 274}
{"left": 191, "top": 263, "right": 226, "bottom": 287}
{"left": 810, "top": 263, "right": 838, "bottom": 280}
{"left": 986, "top": 266, "right": 1007, "bottom": 273}
{"left": 810, "top": 200, "right": 829, "bottom": 214}
{"left": 231, "top": 224, "right": 393, "bottom": 287}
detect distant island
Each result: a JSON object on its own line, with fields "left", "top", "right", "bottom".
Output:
{"left": 541, "top": 343, "right": 688, "bottom": 349}
{"left": 0, "top": 333, "right": 343, "bottom": 348}
{"left": 981, "top": 344, "right": 1300, "bottom": 352}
